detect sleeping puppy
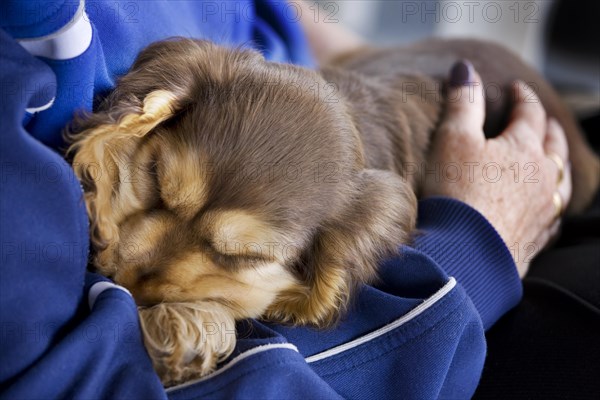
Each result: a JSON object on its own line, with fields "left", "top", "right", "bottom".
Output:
{"left": 67, "top": 38, "right": 599, "bottom": 385}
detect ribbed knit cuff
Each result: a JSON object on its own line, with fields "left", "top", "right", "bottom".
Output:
{"left": 415, "top": 197, "right": 523, "bottom": 330}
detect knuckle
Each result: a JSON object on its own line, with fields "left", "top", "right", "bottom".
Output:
{"left": 439, "top": 120, "right": 468, "bottom": 138}
{"left": 521, "top": 134, "right": 542, "bottom": 155}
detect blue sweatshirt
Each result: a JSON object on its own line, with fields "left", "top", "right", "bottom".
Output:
{"left": 0, "top": 1, "right": 522, "bottom": 398}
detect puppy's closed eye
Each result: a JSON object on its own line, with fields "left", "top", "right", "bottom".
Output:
{"left": 203, "top": 239, "right": 269, "bottom": 271}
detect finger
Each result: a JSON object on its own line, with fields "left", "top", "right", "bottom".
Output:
{"left": 439, "top": 60, "right": 486, "bottom": 142}
{"left": 504, "top": 81, "right": 547, "bottom": 145}
{"left": 544, "top": 118, "right": 569, "bottom": 167}
{"left": 545, "top": 118, "right": 572, "bottom": 211}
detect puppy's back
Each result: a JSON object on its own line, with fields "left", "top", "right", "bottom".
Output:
{"left": 329, "top": 38, "right": 600, "bottom": 212}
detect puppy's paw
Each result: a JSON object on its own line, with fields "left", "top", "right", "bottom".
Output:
{"left": 138, "top": 301, "right": 237, "bottom": 387}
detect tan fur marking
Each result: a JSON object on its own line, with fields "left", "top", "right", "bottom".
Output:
{"left": 231, "top": 262, "right": 300, "bottom": 318}
{"left": 120, "top": 213, "right": 176, "bottom": 261}
{"left": 157, "top": 144, "right": 208, "bottom": 219}
{"left": 208, "top": 210, "right": 283, "bottom": 260}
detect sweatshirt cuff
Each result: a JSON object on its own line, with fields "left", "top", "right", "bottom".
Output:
{"left": 84, "top": 272, "right": 133, "bottom": 310}
{"left": 414, "top": 197, "right": 522, "bottom": 330}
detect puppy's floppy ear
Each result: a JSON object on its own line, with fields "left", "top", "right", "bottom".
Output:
{"left": 67, "top": 89, "right": 181, "bottom": 251}
{"left": 265, "top": 169, "right": 417, "bottom": 327}
{"left": 138, "top": 301, "right": 237, "bottom": 386}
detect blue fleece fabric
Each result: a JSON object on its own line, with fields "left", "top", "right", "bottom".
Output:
{"left": 0, "top": 1, "right": 522, "bottom": 399}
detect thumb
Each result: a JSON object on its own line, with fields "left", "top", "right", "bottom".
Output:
{"left": 439, "top": 60, "right": 486, "bottom": 142}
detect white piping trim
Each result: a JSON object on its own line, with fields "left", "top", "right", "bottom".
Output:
{"left": 18, "top": 0, "right": 92, "bottom": 60}
{"left": 305, "top": 277, "right": 457, "bottom": 363}
{"left": 25, "top": 97, "right": 55, "bottom": 114}
{"left": 88, "top": 281, "right": 132, "bottom": 309}
{"left": 166, "top": 343, "right": 299, "bottom": 393}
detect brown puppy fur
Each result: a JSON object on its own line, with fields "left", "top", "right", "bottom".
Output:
{"left": 67, "top": 38, "right": 599, "bottom": 385}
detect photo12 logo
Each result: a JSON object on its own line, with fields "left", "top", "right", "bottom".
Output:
{"left": 400, "top": 1, "right": 540, "bottom": 24}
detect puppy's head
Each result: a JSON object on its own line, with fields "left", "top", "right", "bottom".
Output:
{"left": 68, "top": 38, "right": 416, "bottom": 381}
{"left": 69, "top": 37, "right": 359, "bottom": 304}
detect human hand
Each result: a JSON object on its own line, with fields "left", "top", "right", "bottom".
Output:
{"left": 422, "top": 61, "right": 572, "bottom": 277}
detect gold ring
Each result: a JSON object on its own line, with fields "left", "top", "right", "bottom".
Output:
{"left": 552, "top": 192, "right": 563, "bottom": 220}
{"left": 547, "top": 152, "right": 565, "bottom": 185}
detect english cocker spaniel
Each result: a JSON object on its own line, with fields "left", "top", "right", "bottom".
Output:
{"left": 68, "top": 38, "right": 599, "bottom": 385}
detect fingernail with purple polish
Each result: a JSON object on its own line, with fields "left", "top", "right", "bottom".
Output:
{"left": 449, "top": 60, "right": 475, "bottom": 87}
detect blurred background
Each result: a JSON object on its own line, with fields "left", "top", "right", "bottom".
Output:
{"left": 314, "top": 0, "right": 599, "bottom": 119}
